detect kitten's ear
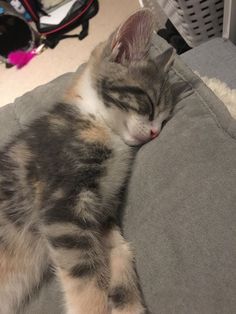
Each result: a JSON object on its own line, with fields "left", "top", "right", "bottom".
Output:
{"left": 110, "top": 9, "right": 154, "bottom": 64}
{"left": 155, "top": 47, "right": 175, "bottom": 73}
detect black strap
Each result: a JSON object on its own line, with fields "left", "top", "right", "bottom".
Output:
{"left": 43, "top": 20, "right": 90, "bottom": 49}
{"left": 78, "top": 20, "right": 89, "bottom": 40}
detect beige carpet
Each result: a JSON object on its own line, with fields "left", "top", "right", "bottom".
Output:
{"left": 0, "top": 0, "right": 140, "bottom": 107}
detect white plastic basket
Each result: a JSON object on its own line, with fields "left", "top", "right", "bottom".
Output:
{"left": 141, "top": 0, "right": 224, "bottom": 47}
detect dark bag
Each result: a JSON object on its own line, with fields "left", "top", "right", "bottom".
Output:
{"left": 21, "top": 0, "right": 99, "bottom": 48}
{"left": 0, "top": 0, "right": 98, "bottom": 66}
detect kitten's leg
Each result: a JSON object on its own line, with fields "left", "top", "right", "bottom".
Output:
{"left": 0, "top": 228, "right": 50, "bottom": 314}
{"left": 42, "top": 195, "right": 110, "bottom": 314}
{"left": 108, "top": 227, "right": 146, "bottom": 314}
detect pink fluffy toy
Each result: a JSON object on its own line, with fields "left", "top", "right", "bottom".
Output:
{"left": 8, "top": 44, "right": 45, "bottom": 69}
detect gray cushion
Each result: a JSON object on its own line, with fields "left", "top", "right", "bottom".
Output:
{"left": 1, "top": 35, "right": 236, "bottom": 314}
{"left": 182, "top": 38, "right": 236, "bottom": 89}
{"left": 0, "top": 73, "right": 73, "bottom": 147}
{"left": 124, "top": 35, "right": 236, "bottom": 314}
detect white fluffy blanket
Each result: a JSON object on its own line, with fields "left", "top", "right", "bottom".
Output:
{"left": 195, "top": 73, "right": 236, "bottom": 119}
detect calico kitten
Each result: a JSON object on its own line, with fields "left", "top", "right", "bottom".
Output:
{"left": 0, "top": 10, "right": 177, "bottom": 314}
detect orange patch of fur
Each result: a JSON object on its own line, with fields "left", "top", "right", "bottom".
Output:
{"left": 80, "top": 124, "right": 110, "bottom": 144}
{"left": 33, "top": 180, "right": 46, "bottom": 210}
{"left": 109, "top": 229, "right": 134, "bottom": 283}
{"left": 58, "top": 269, "right": 110, "bottom": 314}
{"left": 48, "top": 115, "right": 68, "bottom": 128}
{"left": 0, "top": 250, "right": 15, "bottom": 284}
{"left": 0, "top": 245, "right": 30, "bottom": 285}
{"left": 63, "top": 72, "right": 83, "bottom": 105}
{"left": 8, "top": 142, "right": 32, "bottom": 167}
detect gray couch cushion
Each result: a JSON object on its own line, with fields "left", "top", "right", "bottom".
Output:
{"left": 124, "top": 36, "right": 236, "bottom": 314}
{"left": 1, "top": 35, "right": 236, "bottom": 314}
{"left": 0, "top": 73, "right": 73, "bottom": 147}
{"left": 182, "top": 38, "right": 236, "bottom": 89}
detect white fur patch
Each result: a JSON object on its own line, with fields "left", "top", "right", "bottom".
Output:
{"left": 73, "top": 66, "right": 107, "bottom": 119}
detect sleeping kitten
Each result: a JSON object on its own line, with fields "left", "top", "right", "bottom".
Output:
{"left": 0, "top": 10, "right": 177, "bottom": 314}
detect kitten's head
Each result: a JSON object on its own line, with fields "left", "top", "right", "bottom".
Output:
{"left": 88, "top": 10, "right": 176, "bottom": 146}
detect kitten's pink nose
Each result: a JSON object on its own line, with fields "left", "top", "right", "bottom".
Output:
{"left": 150, "top": 128, "right": 159, "bottom": 139}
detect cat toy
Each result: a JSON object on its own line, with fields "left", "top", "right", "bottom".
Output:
{"left": 8, "top": 44, "right": 45, "bottom": 69}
